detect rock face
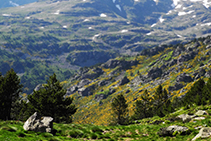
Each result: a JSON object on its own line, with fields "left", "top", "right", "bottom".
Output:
{"left": 147, "top": 67, "right": 162, "bottom": 79}
{"left": 192, "top": 127, "right": 211, "bottom": 141}
{"left": 118, "top": 76, "right": 130, "bottom": 85}
{"left": 176, "top": 73, "right": 193, "bottom": 83}
{"left": 23, "top": 112, "right": 53, "bottom": 133}
{"left": 158, "top": 125, "right": 190, "bottom": 136}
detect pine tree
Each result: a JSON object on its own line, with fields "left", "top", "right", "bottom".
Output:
{"left": 203, "top": 77, "right": 211, "bottom": 104}
{"left": 153, "top": 85, "right": 172, "bottom": 117}
{"left": 133, "top": 90, "right": 153, "bottom": 120}
{"left": 111, "top": 93, "right": 129, "bottom": 125}
{"left": 184, "top": 78, "right": 205, "bottom": 105}
{"left": 0, "top": 69, "right": 23, "bottom": 120}
{"left": 27, "top": 73, "right": 77, "bottom": 123}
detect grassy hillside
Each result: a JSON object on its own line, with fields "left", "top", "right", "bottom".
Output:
{"left": 60, "top": 36, "right": 211, "bottom": 125}
{"left": 1, "top": 104, "right": 211, "bottom": 140}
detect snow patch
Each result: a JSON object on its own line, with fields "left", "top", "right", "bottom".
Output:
{"left": 9, "top": 1, "right": 19, "bottom": 7}
{"left": 121, "top": 29, "right": 128, "bottom": 33}
{"left": 116, "top": 4, "right": 121, "bottom": 11}
{"left": 178, "top": 10, "right": 194, "bottom": 16}
{"left": 192, "top": 15, "right": 196, "bottom": 18}
{"left": 2, "top": 14, "right": 11, "bottom": 17}
{"left": 92, "top": 34, "right": 101, "bottom": 41}
{"left": 88, "top": 27, "right": 93, "bottom": 29}
{"left": 100, "top": 13, "right": 107, "bottom": 17}
{"left": 84, "top": 19, "right": 90, "bottom": 22}
{"left": 175, "top": 4, "right": 182, "bottom": 9}
{"left": 166, "top": 10, "right": 172, "bottom": 15}
{"left": 63, "top": 25, "right": 67, "bottom": 28}
{"left": 25, "top": 17, "right": 31, "bottom": 19}
{"left": 172, "top": 0, "right": 181, "bottom": 6}
{"left": 159, "top": 17, "right": 165, "bottom": 23}
{"left": 201, "top": 22, "right": 211, "bottom": 26}
{"left": 54, "top": 10, "right": 60, "bottom": 15}
{"left": 134, "top": 0, "right": 139, "bottom": 1}
{"left": 177, "top": 34, "right": 182, "bottom": 38}
{"left": 113, "top": 0, "right": 116, "bottom": 3}
{"left": 39, "top": 27, "right": 44, "bottom": 29}
{"left": 151, "top": 23, "right": 157, "bottom": 27}
{"left": 146, "top": 32, "right": 152, "bottom": 36}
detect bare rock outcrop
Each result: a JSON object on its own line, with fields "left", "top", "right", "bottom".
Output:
{"left": 23, "top": 112, "right": 53, "bottom": 133}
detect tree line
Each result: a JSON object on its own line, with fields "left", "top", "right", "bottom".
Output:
{"left": 0, "top": 69, "right": 77, "bottom": 123}
{"left": 1, "top": 68, "right": 211, "bottom": 125}
{"left": 111, "top": 77, "right": 211, "bottom": 125}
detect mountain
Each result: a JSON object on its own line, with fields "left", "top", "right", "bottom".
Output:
{"left": 0, "top": 0, "right": 37, "bottom": 8}
{"left": 0, "top": 0, "right": 211, "bottom": 93}
{"left": 60, "top": 35, "right": 211, "bottom": 125}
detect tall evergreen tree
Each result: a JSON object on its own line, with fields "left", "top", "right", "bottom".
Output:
{"left": 0, "top": 69, "right": 23, "bottom": 120}
{"left": 27, "top": 73, "right": 77, "bottom": 123}
{"left": 203, "top": 77, "right": 211, "bottom": 104}
{"left": 111, "top": 93, "right": 129, "bottom": 125}
{"left": 133, "top": 90, "right": 153, "bottom": 120}
{"left": 153, "top": 85, "right": 172, "bottom": 117}
{"left": 184, "top": 78, "right": 205, "bottom": 105}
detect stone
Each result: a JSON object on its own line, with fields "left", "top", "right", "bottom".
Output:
{"left": 195, "top": 110, "right": 208, "bottom": 116}
{"left": 192, "top": 127, "right": 211, "bottom": 141}
{"left": 78, "top": 87, "right": 93, "bottom": 96}
{"left": 193, "top": 117, "right": 205, "bottom": 120}
{"left": 177, "top": 114, "right": 195, "bottom": 122}
{"left": 158, "top": 125, "right": 190, "bottom": 136}
{"left": 23, "top": 112, "right": 53, "bottom": 133}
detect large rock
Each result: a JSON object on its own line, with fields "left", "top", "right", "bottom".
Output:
{"left": 192, "top": 127, "right": 211, "bottom": 141}
{"left": 195, "top": 110, "right": 208, "bottom": 116}
{"left": 23, "top": 112, "right": 53, "bottom": 133}
{"left": 177, "top": 114, "right": 195, "bottom": 122}
{"left": 158, "top": 125, "right": 190, "bottom": 136}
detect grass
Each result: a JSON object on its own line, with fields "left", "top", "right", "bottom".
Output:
{"left": 1, "top": 104, "right": 211, "bottom": 140}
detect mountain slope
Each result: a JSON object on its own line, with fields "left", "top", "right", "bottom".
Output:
{"left": 60, "top": 35, "right": 211, "bottom": 125}
{"left": 0, "top": 0, "right": 37, "bottom": 8}
{"left": 1, "top": 0, "right": 211, "bottom": 94}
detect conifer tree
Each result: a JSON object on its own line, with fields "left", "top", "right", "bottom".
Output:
{"left": 153, "top": 85, "right": 172, "bottom": 117}
{"left": 111, "top": 93, "right": 129, "bottom": 125}
{"left": 184, "top": 78, "right": 205, "bottom": 105}
{"left": 27, "top": 73, "right": 77, "bottom": 123}
{"left": 0, "top": 69, "right": 23, "bottom": 120}
{"left": 133, "top": 90, "right": 153, "bottom": 119}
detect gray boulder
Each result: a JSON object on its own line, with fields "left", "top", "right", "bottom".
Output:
{"left": 23, "top": 112, "right": 53, "bottom": 133}
{"left": 158, "top": 125, "right": 190, "bottom": 136}
{"left": 192, "top": 127, "right": 211, "bottom": 141}
{"left": 78, "top": 87, "right": 92, "bottom": 96}
{"left": 195, "top": 110, "right": 208, "bottom": 116}
{"left": 177, "top": 114, "right": 195, "bottom": 122}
